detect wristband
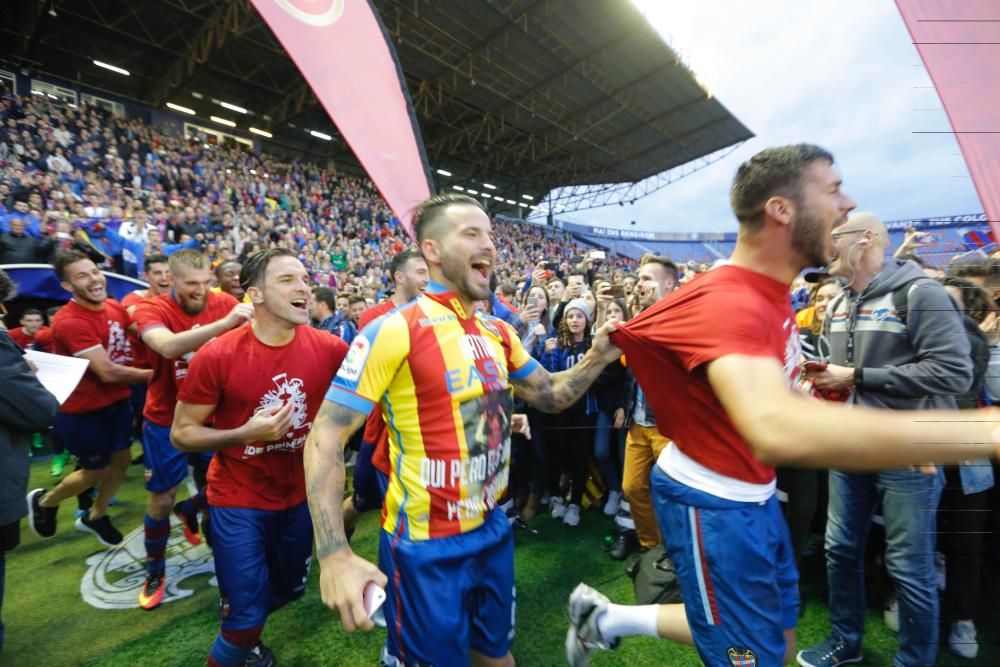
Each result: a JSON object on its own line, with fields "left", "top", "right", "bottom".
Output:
{"left": 853, "top": 366, "right": 863, "bottom": 387}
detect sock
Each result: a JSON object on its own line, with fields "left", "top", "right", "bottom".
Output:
{"left": 207, "top": 627, "right": 262, "bottom": 667}
{"left": 144, "top": 513, "right": 170, "bottom": 577}
{"left": 596, "top": 603, "right": 660, "bottom": 642}
{"left": 178, "top": 489, "right": 207, "bottom": 517}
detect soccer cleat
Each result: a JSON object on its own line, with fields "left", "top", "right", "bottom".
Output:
{"left": 565, "top": 583, "right": 618, "bottom": 666}
{"left": 245, "top": 642, "right": 275, "bottom": 667}
{"left": 75, "top": 514, "right": 123, "bottom": 547}
{"left": 796, "top": 636, "right": 862, "bottom": 667}
{"left": 26, "top": 488, "right": 57, "bottom": 538}
{"left": 173, "top": 502, "right": 202, "bottom": 546}
{"left": 139, "top": 572, "right": 166, "bottom": 610}
{"left": 50, "top": 450, "right": 70, "bottom": 477}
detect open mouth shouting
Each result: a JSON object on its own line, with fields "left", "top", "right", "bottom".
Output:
{"left": 290, "top": 297, "right": 308, "bottom": 313}
{"left": 470, "top": 256, "right": 493, "bottom": 280}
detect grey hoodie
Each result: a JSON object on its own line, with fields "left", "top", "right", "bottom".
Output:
{"left": 824, "top": 259, "right": 972, "bottom": 410}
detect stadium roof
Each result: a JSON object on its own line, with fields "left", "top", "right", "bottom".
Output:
{"left": 5, "top": 0, "right": 752, "bottom": 213}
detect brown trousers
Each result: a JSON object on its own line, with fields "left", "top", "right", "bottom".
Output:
{"left": 622, "top": 424, "right": 670, "bottom": 549}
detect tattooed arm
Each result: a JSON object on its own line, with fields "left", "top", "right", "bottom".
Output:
{"left": 304, "top": 399, "right": 387, "bottom": 631}
{"left": 512, "top": 320, "right": 623, "bottom": 413}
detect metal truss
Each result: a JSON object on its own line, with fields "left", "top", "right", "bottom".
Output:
{"left": 533, "top": 142, "right": 745, "bottom": 214}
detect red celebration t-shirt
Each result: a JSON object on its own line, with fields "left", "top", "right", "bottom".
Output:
{"left": 611, "top": 265, "right": 801, "bottom": 485}
{"left": 121, "top": 290, "right": 152, "bottom": 369}
{"left": 133, "top": 290, "right": 238, "bottom": 426}
{"left": 52, "top": 299, "right": 133, "bottom": 414}
{"left": 8, "top": 325, "right": 53, "bottom": 352}
{"left": 179, "top": 324, "right": 348, "bottom": 510}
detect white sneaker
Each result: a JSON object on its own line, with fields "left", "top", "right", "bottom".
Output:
{"left": 603, "top": 491, "right": 623, "bottom": 517}
{"left": 948, "top": 620, "right": 978, "bottom": 659}
{"left": 883, "top": 593, "right": 899, "bottom": 633}
{"left": 563, "top": 504, "right": 581, "bottom": 526}
{"left": 565, "top": 583, "right": 618, "bottom": 666}
{"left": 551, "top": 497, "right": 567, "bottom": 519}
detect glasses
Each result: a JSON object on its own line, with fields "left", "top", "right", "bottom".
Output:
{"left": 830, "top": 229, "right": 864, "bottom": 240}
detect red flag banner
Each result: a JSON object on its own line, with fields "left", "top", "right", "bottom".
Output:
{"left": 251, "top": 0, "right": 434, "bottom": 238}
{"left": 895, "top": 0, "right": 1000, "bottom": 240}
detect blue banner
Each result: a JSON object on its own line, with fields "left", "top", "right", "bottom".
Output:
{"left": 1, "top": 264, "right": 147, "bottom": 302}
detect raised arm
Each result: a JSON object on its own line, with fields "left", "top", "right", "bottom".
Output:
{"left": 707, "top": 354, "right": 1000, "bottom": 470}
{"left": 141, "top": 302, "right": 253, "bottom": 360}
{"left": 304, "top": 399, "right": 387, "bottom": 632}
{"left": 512, "top": 320, "right": 622, "bottom": 413}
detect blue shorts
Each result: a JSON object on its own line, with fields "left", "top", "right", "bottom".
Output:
{"left": 54, "top": 399, "right": 133, "bottom": 470}
{"left": 142, "top": 420, "right": 211, "bottom": 492}
{"left": 379, "top": 508, "right": 515, "bottom": 666}
{"left": 210, "top": 501, "right": 313, "bottom": 630}
{"left": 352, "top": 440, "right": 389, "bottom": 513}
{"left": 652, "top": 467, "right": 798, "bottom": 667}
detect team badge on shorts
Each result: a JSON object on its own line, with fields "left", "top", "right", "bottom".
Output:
{"left": 144, "top": 467, "right": 153, "bottom": 482}
{"left": 219, "top": 597, "right": 231, "bottom": 620}
{"left": 727, "top": 645, "right": 757, "bottom": 667}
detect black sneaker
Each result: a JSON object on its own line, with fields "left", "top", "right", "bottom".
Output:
{"left": 27, "top": 488, "right": 57, "bottom": 538}
{"left": 609, "top": 529, "right": 639, "bottom": 561}
{"left": 246, "top": 642, "right": 275, "bottom": 667}
{"left": 75, "top": 514, "right": 123, "bottom": 546}
{"left": 77, "top": 487, "right": 95, "bottom": 513}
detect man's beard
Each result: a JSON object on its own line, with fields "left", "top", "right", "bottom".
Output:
{"left": 179, "top": 295, "right": 207, "bottom": 315}
{"left": 441, "top": 252, "right": 491, "bottom": 301}
{"left": 791, "top": 202, "right": 830, "bottom": 270}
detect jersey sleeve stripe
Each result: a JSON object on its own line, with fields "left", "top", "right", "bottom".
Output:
{"left": 72, "top": 343, "right": 103, "bottom": 357}
{"left": 325, "top": 386, "right": 376, "bottom": 415}
{"left": 508, "top": 357, "right": 540, "bottom": 380}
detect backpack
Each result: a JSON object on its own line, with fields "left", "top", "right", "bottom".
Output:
{"left": 626, "top": 545, "right": 684, "bottom": 605}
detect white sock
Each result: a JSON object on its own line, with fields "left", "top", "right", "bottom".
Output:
{"left": 596, "top": 603, "right": 660, "bottom": 642}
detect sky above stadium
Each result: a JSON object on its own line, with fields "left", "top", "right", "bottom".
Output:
{"left": 558, "top": 0, "right": 984, "bottom": 234}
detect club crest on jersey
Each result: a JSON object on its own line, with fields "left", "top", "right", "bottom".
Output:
{"left": 727, "top": 646, "right": 757, "bottom": 667}
{"left": 337, "top": 334, "right": 370, "bottom": 382}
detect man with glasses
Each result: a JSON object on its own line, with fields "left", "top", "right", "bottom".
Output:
{"left": 797, "top": 212, "right": 972, "bottom": 666}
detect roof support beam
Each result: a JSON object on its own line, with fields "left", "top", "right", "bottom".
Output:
{"left": 151, "top": 0, "right": 256, "bottom": 106}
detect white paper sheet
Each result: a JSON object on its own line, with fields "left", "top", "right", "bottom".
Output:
{"left": 23, "top": 350, "right": 90, "bottom": 405}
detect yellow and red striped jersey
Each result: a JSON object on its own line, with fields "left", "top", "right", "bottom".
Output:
{"left": 326, "top": 282, "right": 539, "bottom": 540}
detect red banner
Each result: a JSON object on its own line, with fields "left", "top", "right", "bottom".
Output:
{"left": 896, "top": 0, "right": 1000, "bottom": 240}
{"left": 251, "top": 0, "right": 433, "bottom": 238}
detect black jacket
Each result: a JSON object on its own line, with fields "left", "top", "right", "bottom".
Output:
{"left": 0, "top": 231, "right": 48, "bottom": 264}
{"left": 0, "top": 331, "right": 59, "bottom": 527}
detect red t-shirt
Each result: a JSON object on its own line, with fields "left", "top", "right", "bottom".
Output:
{"left": 179, "top": 325, "right": 348, "bottom": 510}
{"left": 611, "top": 266, "right": 801, "bottom": 485}
{"left": 121, "top": 290, "right": 151, "bottom": 369}
{"left": 51, "top": 300, "right": 134, "bottom": 414}
{"left": 358, "top": 299, "right": 399, "bottom": 475}
{"left": 133, "top": 290, "right": 239, "bottom": 426}
{"left": 8, "top": 325, "right": 54, "bottom": 352}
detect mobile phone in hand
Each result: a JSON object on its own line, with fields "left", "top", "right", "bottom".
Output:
{"left": 364, "top": 582, "right": 386, "bottom": 619}
{"left": 607, "top": 284, "right": 625, "bottom": 299}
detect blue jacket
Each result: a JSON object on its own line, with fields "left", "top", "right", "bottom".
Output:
{"left": 315, "top": 313, "right": 356, "bottom": 344}
{"left": 540, "top": 338, "right": 597, "bottom": 414}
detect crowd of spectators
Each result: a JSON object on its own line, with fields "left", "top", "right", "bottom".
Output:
{"left": 5, "top": 81, "right": 1000, "bottom": 664}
